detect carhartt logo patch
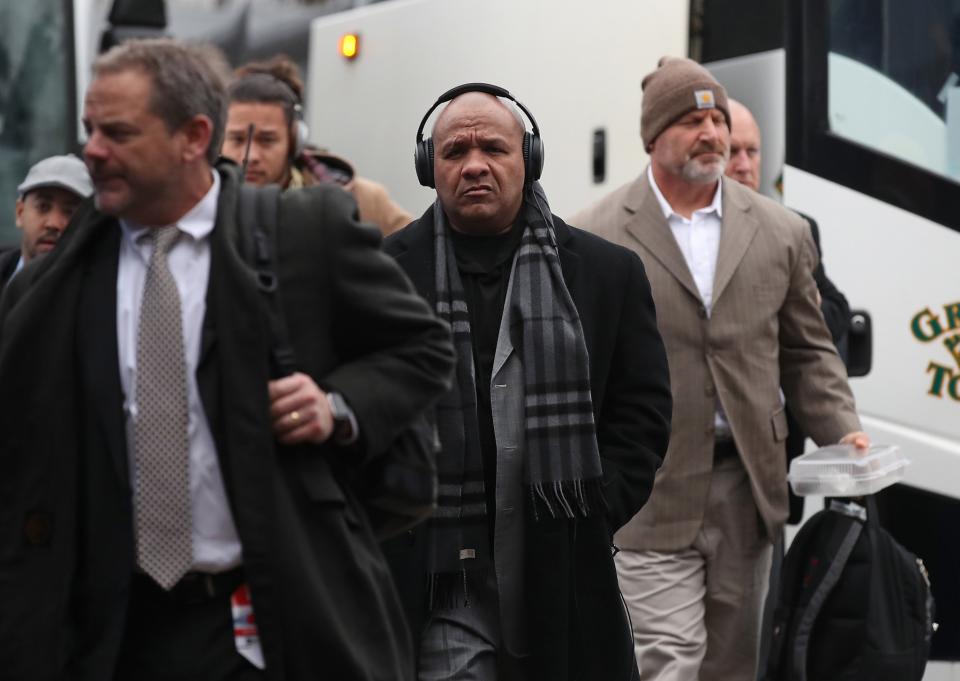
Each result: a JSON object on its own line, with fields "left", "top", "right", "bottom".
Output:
{"left": 694, "top": 89, "right": 716, "bottom": 109}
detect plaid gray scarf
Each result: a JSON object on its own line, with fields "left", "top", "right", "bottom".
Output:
{"left": 429, "top": 183, "right": 604, "bottom": 605}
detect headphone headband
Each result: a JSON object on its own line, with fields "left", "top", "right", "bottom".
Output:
{"left": 414, "top": 82, "right": 544, "bottom": 188}
{"left": 415, "top": 82, "right": 541, "bottom": 144}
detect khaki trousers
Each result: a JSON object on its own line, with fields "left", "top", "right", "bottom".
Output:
{"left": 615, "top": 455, "right": 773, "bottom": 681}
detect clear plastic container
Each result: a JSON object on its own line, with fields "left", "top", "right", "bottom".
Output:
{"left": 787, "top": 444, "right": 909, "bottom": 497}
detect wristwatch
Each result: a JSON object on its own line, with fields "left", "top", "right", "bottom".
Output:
{"left": 326, "top": 391, "right": 358, "bottom": 444}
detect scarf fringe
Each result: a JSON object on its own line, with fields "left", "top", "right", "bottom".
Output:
{"left": 528, "top": 477, "right": 606, "bottom": 521}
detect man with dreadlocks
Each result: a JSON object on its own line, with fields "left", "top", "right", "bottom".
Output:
{"left": 382, "top": 84, "right": 672, "bottom": 681}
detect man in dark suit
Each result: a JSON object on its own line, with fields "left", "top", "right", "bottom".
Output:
{"left": 382, "top": 85, "right": 672, "bottom": 681}
{"left": 0, "top": 39, "right": 454, "bottom": 681}
{"left": 0, "top": 154, "right": 92, "bottom": 287}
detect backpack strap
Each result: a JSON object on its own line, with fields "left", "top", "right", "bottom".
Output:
{"left": 764, "top": 512, "right": 826, "bottom": 680}
{"left": 864, "top": 495, "right": 881, "bottom": 528}
{"left": 791, "top": 508, "right": 865, "bottom": 681}
{"left": 236, "top": 183, "right": 297, "bottom": 379}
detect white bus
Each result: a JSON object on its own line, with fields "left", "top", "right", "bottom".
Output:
{"left": 781, "top": 4, "right": 960, "bottom": 674}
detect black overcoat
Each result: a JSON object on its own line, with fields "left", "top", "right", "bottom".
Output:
{"left": 382, "top": 208, "right": 673, "bottom": 681}
{"left": 0, "top": 247, "right": 18, "bottom": 288}
{"left": 0, "top": 164, "right": 455, "bottom": 680}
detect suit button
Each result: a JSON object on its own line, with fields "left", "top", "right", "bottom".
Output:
{"left": 23, "top": 511, "right": 53, "bottom": 546}
{"left": 705, "top": 384, "right": 716, "bottom": 397}
{"left": 698, "top": 305, "right": 708, "bottom": 318}
{"left": 705, "top": 425, "right": 716, "bottom": 436}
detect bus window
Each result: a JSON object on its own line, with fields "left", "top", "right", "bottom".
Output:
{"left": 0, "top": 0, "right": 76, "bottom": 248}
{"left": 828, "top": 0, "right": 960, "bottom": 185}
{"left": 787, "top": 0, "right": 960, "bottom": 231}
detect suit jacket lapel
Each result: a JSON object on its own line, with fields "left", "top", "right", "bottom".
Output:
{"left": 76, "top": 216, "right": 128, "bottom": 485}
{"left": 199, "top": 169, "right": 265, "bottom": 476}
{"left": 712, "top": 178, "right": 760, "bottom": 306}
{"left": 491, "top": 253, "right": 518, "bottom": 381}
{"left": 185, "top": 167, "right": 282, "bottom": 659}
{"left": 622, "top": 174, "right": 702, "bottom": 303}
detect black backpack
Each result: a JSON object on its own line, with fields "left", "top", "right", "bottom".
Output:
{"left": 763, "top": 497, "right": 935, "bottom": 681}
{"left": 235, "top": 183, "right": 438, "bottom": 540}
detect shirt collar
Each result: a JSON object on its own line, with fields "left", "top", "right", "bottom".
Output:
{"left": 119, "top": 169, "right": 221, "bottom": 243}
{"left": 647, "top": 165, "right": 723, "bottom": 220}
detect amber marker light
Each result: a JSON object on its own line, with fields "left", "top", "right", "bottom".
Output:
{"left": 339, "top": 33, "right": 360, "bottom": 60}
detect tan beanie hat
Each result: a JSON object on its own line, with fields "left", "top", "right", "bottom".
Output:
{"left": 640, "top": 56, "right": 730, "bottom": 149}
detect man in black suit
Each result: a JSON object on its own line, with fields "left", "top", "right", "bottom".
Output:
{"left": 382, "top": 85, "right": 672, "bottom": 681}
{"left": 0, "top": 154, "right": 92, "bottom": 287}
{"left": 0, "top": 39, "right": 454, "bottom": 681}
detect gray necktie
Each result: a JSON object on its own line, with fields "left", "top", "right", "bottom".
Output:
{"left": 134, "top": 225, "right": 193, "bottom": 589}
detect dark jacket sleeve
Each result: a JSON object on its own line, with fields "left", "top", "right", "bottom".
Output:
{"left": 802, "top": 215, "right": 851, "bottom": 358}
{"left": 595, "top": 247, "right": 673, "bottom": 534}
{"left": 304, "top": 188, "right": 455, "bottom": 460}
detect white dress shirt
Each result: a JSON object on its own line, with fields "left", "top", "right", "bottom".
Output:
{"left": 117, "top": 171, "right": 243, "bottom": 573}
{"left": 648, "top": 167, "right": 732, "bottom": 439}
{"left": 647, "top": 165, "right": 723, "bottom": 311}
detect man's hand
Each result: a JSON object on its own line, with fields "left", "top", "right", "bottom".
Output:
{"left": 839, "top": 431, "right": 870, "bottom": 451}
{"left": 268, "top": 372, "right": 335, "bottom": 445}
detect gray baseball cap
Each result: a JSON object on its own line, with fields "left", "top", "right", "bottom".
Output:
{"left": 17, "top": 154, "right": 93, "bottom": 199}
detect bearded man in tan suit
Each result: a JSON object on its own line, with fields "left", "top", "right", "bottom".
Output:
{"left": 570, "top": 57, "right": 869, "bottom": 681}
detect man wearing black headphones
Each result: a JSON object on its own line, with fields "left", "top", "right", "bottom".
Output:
{"left": 221, "top": 55, "right": 413, "bottom": 235}
{"left": 382, "top": 84, "right": 673, "bottom": 681}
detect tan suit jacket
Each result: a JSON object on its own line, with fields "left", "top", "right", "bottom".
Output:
{"left": 570, "top": 172, "right": 860, "bottom": 550}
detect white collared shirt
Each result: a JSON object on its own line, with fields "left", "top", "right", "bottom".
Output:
{"left": 648, "top": 167, "right": 732, "bottom": 439}
{"left": 117, "top": 171, "right": 242, "bottom": 573}
{"left": 647, "top": 165, "right": 723, "bottom": 312}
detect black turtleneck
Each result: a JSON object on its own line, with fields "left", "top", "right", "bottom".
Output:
{"left": 448, "top": 221, "right": 525, "bottom": 524}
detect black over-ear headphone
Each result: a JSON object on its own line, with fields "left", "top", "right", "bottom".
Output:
{"left": 234, "top": 73, "right": 309, "bottom": 160}
{"left": 414, "top": 82, "right": 545, "bottom": 188}
{"left": 289, "top": 100, "right": 308, "bottom": 160}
